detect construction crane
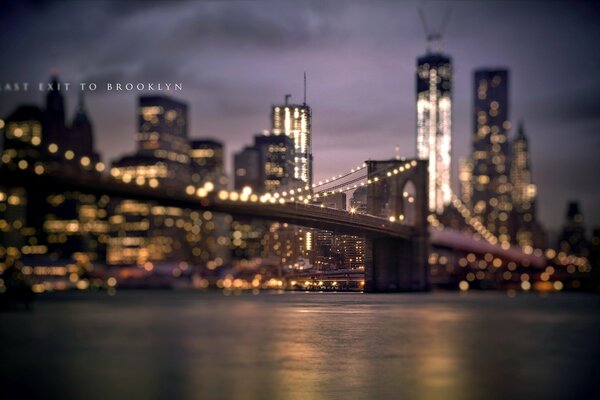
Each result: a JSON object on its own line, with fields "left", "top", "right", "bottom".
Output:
{"left": 418, "top": 4, "right": 451, "bottom": 53}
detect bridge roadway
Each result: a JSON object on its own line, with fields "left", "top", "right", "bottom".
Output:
{"left": 0, "top": 168, "right": 416, "bottom": 239}
{"left": 1, "top": 166, "right": 547, "bottom": 290}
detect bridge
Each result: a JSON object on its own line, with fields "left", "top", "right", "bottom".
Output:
{"left": 1, "top": 148, "right": 583, "bottom": 293}
{"left": 0, "top": 157, "right": 429, "bottom": 292}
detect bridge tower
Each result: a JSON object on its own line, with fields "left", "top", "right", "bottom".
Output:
{"left": 365, "top": 159, "right": 430, "bottom": 292}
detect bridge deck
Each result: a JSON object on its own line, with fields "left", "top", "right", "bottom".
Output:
{"left": 0, "top": 168, "right": 416, "bottom": 239}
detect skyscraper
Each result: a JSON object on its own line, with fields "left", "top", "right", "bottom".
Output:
{"left": 137, "top": 96, "right": 190, "bottom": 178}
{"left": 458, "top": 157, "right": 473, "bottom": 207}
{"left": 557, "top": 202, "right": 589, "bottom": 257}
{"left": 108, "top": 95, "right": 192, "bottom": 266}
{"left": 234, "top": 145, "right": 261, "bottom": 192}
{"left": 416, "top": 52, "right": 452, "bottom": 214}
{"left": 43, "top": 74, "right": 67, "bottom": 149}
{"left": 255, "top": 134, "right": 295, "bottom": 192}
{"left": 271, "top": 95, "right": 312, "bottom": 190}
{"left": 1, "top": 77, "right": 108, "bottom": 271}
{"left": 70, "top": 94, "right": 99, "bottom": 162}
{"left": 471, "top": 69, "right": 511, "bottom": 243}
{"left": 233, "top": 133, "right": 296, "bottom": 193}
{"left": 190, "top": 139, "right": 224, "bottom": 186}
{"left": 510, "top": 122, "right": 539, "bottom": 248}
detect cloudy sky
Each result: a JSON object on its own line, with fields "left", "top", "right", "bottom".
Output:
{"left": 1, "top": 0, "right": 599, "bottom": 235}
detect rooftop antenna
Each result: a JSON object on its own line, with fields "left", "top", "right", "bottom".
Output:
{"left": 303, "top": 72, "right": 307, "bottom": 105}
{"left": 418, "top": 5, "right": 451, "bottom": 53}
{"left": 285, "top": 94, "right": 291, "bottom": 106}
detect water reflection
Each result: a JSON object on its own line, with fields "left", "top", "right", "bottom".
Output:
{"left": 1, "top": 292, "right": 599, "bottom": 399}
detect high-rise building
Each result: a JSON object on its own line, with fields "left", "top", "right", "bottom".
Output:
{"left": 138, "top": 96, "right": 189, "bottom": 159}
{"left": 458, "top": 157, "right": 473, "bottom": 207}
{"left": 557, "top": 202, "right": 589, "bottom": 257}
{"left": 255, "top": 134, "right": 295, "bottom": 192}
{"left": 70, "top": 94, "right": 99, "bottom": 163}
{"left": 271, "top": 96, "right": 312, "bottom": 190}
{"left": 1, "top": 105, "right": 44, "bottom": 164}
{"left": 509, "top": 122, "right": 540, "bottom": 248}
{"left": 190, "top": 139, "right": 225, "bottom": 187}
{"left": 1, "top": 78, "right": 109, "bottom": 274}
{"left": 1, "top": 106, "right": 46, "bottom": 264}
{"left": 233, "top": 133, "right": 296, "bottom": 193}
{"left": 416, "top": 52, "right": 452, "bottom": 214}
{"left": 313, "top": 193, "right": 346, "bottom": 269}
{"left": 232, "top": 133, "right": 296, "bottom": 262}
{"left": 234, "top": 145, "right": 261, "bottom": 192}
{"left": 108, "top": 95, "right": 192, "bottom": 266}
{"left": 43, "top": 74, "right": 67, "bottom": 149}
{"left": 470, "top": 69, "right": 512, "bottom": 243}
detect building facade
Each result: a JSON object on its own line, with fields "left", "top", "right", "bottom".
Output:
{"left": 416, "top": 53, "right": 452, "bottom": 214}
{"left": 271, "top": 96, "right": 312, "bottom": 190}
{"left": 509, "top": 122, "right": 543, "bottom": 248}
{"left": 470, "top": 69, "right": 512, "bottom": 244}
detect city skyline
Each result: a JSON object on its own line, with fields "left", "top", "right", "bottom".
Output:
{"left": 1, "top": 0, "right": 599, "bottom": 233}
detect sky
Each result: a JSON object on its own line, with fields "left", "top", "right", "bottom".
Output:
{"left": 1, "top": 0, "right": 599, "bottom": 235}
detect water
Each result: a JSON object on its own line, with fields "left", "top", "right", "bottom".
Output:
{"left": 1, "top": 291, "right": 599, "bottom": 400}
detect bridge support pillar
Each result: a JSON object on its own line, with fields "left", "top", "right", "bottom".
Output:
{"left": 364, "top": 158, "right": 430, "bottom": 292}
{"left": 364, "top": 234, "right": 429, "bottom": 292}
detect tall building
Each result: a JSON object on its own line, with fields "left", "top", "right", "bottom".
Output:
{"left": 313, "top": 193, "right": 346, "bottom": 269}
{"left": 108, "top": 95, "right": 192, "bottom": 266}
{"left": 70, "top": 94, "right": 99, "bottom": 162}
{"left": 234, "top": 145, "right": 262, "bottom": 192}
{"left": 233, "top": 133, "right": 296, "bottom": 193}
{"left": 232, "top": 133, "right": 297, "bottom": 263}
{"left": 416, "top": 52, "right": 452, "bottom": 214}
{"left": 271, "top": 95, "right": 312, "bottom": 190}
{"left": 470, "top": 69, "right": 512, "bottom": 243}
{"left": 458, "top": 157, "right": 473, "bottom": 207}
{"left": 43, "top": 74, "right": 67, "bottom": 149}
{"left": 510, "top": 122, "right": 540, "bottom": 248}
{"left": 1, "top": 77, "right": 109, "bottom": 275}
{"left": 557, "top": 202, "right": 589, "bottom": 257}
{"left": 255, "top": 134, "right": 295, "bottom": 192}
{"left": 1, "top": 105, "right": 44, "bottom": 164}
{"left": 138, "top": 96, "right": 188, "bottom": 156}
{"left": 190, "top": 139, "right": 225, "bottom": 186}
{"left": 1, "top": 106, "right": 46, "bottom": 265}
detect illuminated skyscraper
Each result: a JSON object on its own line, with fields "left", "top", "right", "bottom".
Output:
{"left": 233, "top": 133, "right": 295, "bottom": 193}
{"left": 1, "top": 106, "right": 46, "bottom": 262}
{"left": 1, "top": 86, "right": 109, "bottom": 271}
{"left": 271, "top": 95, "right": 312, "bottom": 190}
{"left": 255, "top": 134, "right": 295, "bottom": 192}
{"left": 509, "top": 122, "right": 539, "bottom": 248}
{"left": 471, "top": 69, "right": 511, "bottom": 243}
{"left": 458, "top": 157, "right": 473, "bottom": 207}
{"left": 108, "top": 96, "right": 192, "bottom": 266}
{"left": 416, "top": 53, "right": 452, "bottom": 213}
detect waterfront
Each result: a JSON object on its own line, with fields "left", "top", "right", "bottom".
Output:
{"left": 1, "top": 291, "right": 599, "bottom": 399}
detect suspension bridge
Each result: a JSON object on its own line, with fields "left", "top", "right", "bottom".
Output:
{"left": 1, "top": 137, "right": 568, "bottom": 292}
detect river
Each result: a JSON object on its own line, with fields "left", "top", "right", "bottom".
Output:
{"left": 1, "top": 291, "right": 599, "bottom": 399}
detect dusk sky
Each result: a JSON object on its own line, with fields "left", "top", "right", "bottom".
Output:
{"left": 1, "top": 0, "right": 599, "bottom": 235}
